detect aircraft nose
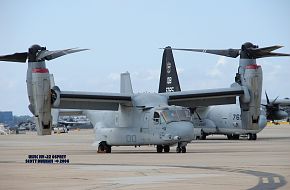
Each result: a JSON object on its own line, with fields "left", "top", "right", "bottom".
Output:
{"left": 169, "top": 121, "right": 194, "bottom": 142}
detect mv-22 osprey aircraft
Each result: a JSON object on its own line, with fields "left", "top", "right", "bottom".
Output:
{"left": 159, "top": 43, "right": 290, "bottom": 140}
{"left": 0, "top": 43, "right": 288, "bottom": 152}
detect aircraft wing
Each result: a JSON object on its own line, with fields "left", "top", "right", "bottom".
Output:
{"left": 261, "top": 99, "right": 290, "bottom": 107}
{"left": 270, "top": 99, "right": 290, "bottom": 106}
{"left": 162, "top": 87, "right": 245, "bottom": 107}
{"left": 53, "top": 91, "right": 132, "bottom": 110}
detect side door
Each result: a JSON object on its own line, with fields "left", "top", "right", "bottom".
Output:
{"left": 141, "top": 112, "right": 150, "bottom": 133}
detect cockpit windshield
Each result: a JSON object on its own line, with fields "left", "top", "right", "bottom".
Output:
{"left": 160, "top": 109, "right": 191, "bottom": 123}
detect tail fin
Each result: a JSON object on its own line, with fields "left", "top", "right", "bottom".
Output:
{"left": 158, "top": 46, "right": 181, "bottom": 93}
{"left": 120, "top": 72, "right": 133, "bottom": 94}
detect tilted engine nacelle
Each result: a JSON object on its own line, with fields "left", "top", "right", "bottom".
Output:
{"left": 0, "top": 44, "right": 88, "bottom": 136}
{"left": 238, "top": 61, "right": 263, "bottom": 131}
{"left": 27, "top": 63, "right": 52, "bottom": 135}
{"left": 267, "top": 110, "right": 288, "bottom": 121}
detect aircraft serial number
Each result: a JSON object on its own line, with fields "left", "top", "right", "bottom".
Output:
{"left": 233, "top": 114, "right": 241, "bottom": 120}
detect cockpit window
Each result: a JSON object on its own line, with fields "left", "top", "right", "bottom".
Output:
{"left": 160, "top": 109, "right": 191, "bottom": 123}
{"left": 176, "top": 110, "right": 191, "bottom": 121}
{"left": 153, "top": 112, "right": 160, "bottom": 124}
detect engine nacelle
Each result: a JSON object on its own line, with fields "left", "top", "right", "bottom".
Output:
{"left": 32, "top": 69, "right": 52, "bottom": 135}
{"left": 27, "top": 62, "right": 52, "bottom": 135}
{"left": 267, "top": 110, "right": 288, "bottom": 121}
{"left": 238, "top": 61, "right": 263, "bottom": 131}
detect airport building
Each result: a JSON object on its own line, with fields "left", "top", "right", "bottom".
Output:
{"left": 0, "top": 111, "right": 13, "bottom": 124}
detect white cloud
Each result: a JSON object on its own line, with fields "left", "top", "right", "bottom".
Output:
{"left": 130, "top": 69, "right": 160, "bottom": 81}
{"left": 107, "top": 73, "right": 120, "bottom": 81}
{"left": 206, "top": 56, "right": 229, "bottom": 78}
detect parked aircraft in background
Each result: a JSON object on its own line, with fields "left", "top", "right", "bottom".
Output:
{"left": 261, "top": 93, "right": 290, "bottom": 123}
{"left": 0, "top": 124, "right": 8, "bottom": 135}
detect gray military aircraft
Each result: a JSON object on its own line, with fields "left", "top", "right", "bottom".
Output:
{"left": 261, "top": 92, "right": 290, "bottom": 123}
{"left": 1, "top": 43, "right": 283, "bottom": 152}
{"left": 159, "top": 43, "right": 290, "bottom": 140}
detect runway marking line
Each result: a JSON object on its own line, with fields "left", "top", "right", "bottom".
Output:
{"left": 262, "top": 177, "right": 269, "bottom": 184}
{"left": 273, "top": 177, "right": 280, "bottom": 183}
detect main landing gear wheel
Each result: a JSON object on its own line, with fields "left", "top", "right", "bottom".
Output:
{"left": 227, "top": 134, "right": 240, "bottom": 140}
{"left": 233, "top": 134, "right": 240, "bottom": 140}
{"left": 181, "top": 146, "right": 186, "bottom": 153}
{"left": 176, "top": 146, "right": 186, "bottom": 153}
{"left": 200, "top": 131, "right": 207, "bottom": 140}
{"left": 176, "top": 143, "right": 186, "bottom": 153}
{"left": 156, "top": 145, "right": 163, "bottom": 153}
{"left": 248, "top": 134, "right": 257, "bottom": 140}
{"left": 156, "top": 145, "right": 170, "bottom": 153}
{"left": 98, "top": 141, "right": 111, "bottom": 153}
{"left": 163, "top": 145, "right": 170, "bottom": 153}
{"left": 227, "top": 135, "right": 233, "bottom": 140}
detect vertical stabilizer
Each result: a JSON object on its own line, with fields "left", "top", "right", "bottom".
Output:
{"left": 120, "top": 72, "right": 133, "bottom": 94}
{"left": 158, "top": 46, "right": 181, "bottom": 93}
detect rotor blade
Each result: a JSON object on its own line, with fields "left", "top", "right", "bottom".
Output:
{"left": 169, "top": 48, "right": 240, "bottom": 58}
{"left": 265, "top": 91, "right": 270, "bottom": 104}
{"left": 0, "top": 52, "right": 28, "bottom": 63}
{"left": 272, "top": 96, "right": 279, "bottom": 104}
{"left": 36, "top": 48, "right": 89, "bottom": 61}
{"left": 257, "top": 45, "right": 283, "bottom": 52}
{"left": 250, "top": 49, "right": 290, "bottom": 59}
{"left": 261, "top": 52, "right": 290, "bottom": 58}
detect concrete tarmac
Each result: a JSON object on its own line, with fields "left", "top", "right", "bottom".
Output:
{"left": 0, "top": 125, "right": 290, "bottom": 190}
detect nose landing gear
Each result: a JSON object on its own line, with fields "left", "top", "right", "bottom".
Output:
{"left": 176, "top": 142, "right": 187, "bottom": 153}
{"left": 98, "top": 141, "right": 111, "bottom": 153}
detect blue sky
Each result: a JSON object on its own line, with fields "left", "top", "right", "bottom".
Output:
{"left": 1, "top": 0, "right": 290, "bottom": 115}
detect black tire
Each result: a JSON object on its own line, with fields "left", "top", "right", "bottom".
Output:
{"left": 227, "top": 134, "right": 233, "bottom": 140}
{"left": 248, "top": 134, "right": 257, "bottom": 140}
{"left": 181, "top": 146, "right": 186, "bottom": 153}
{"left": 157, "top": 145, "right": 163, "bottom": 153}
{"left": 252, "top": 134, "right": 257, "bottom": 140}
{"left": 164, "top": 145, "right": 170, "bottom": 153}
{"left": 248, "top": 134, "right": 252, "bottom": 140}
{"left": 233, "top": 134, "right": 240, "bottom": 140}
{"left": 98, "top": 144, "right": 105, "bottom": 152}
{"left": 98, "top": 141, "right": 111, "bottom": 153}
{"left": 105, "top": 145, "right": 112, "bottom": 153}
{"left": 201, "top": 133, "right": 207, "bottom": 140}
{"left": 176, "top": 147, "right": 181, "bottom": 153}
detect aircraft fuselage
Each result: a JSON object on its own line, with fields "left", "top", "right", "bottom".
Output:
{"left": 84, "top": 93, "right": 195, "bottom": 151}
{"left": 194, "top": 103, "right": 267, "bottom": 139}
